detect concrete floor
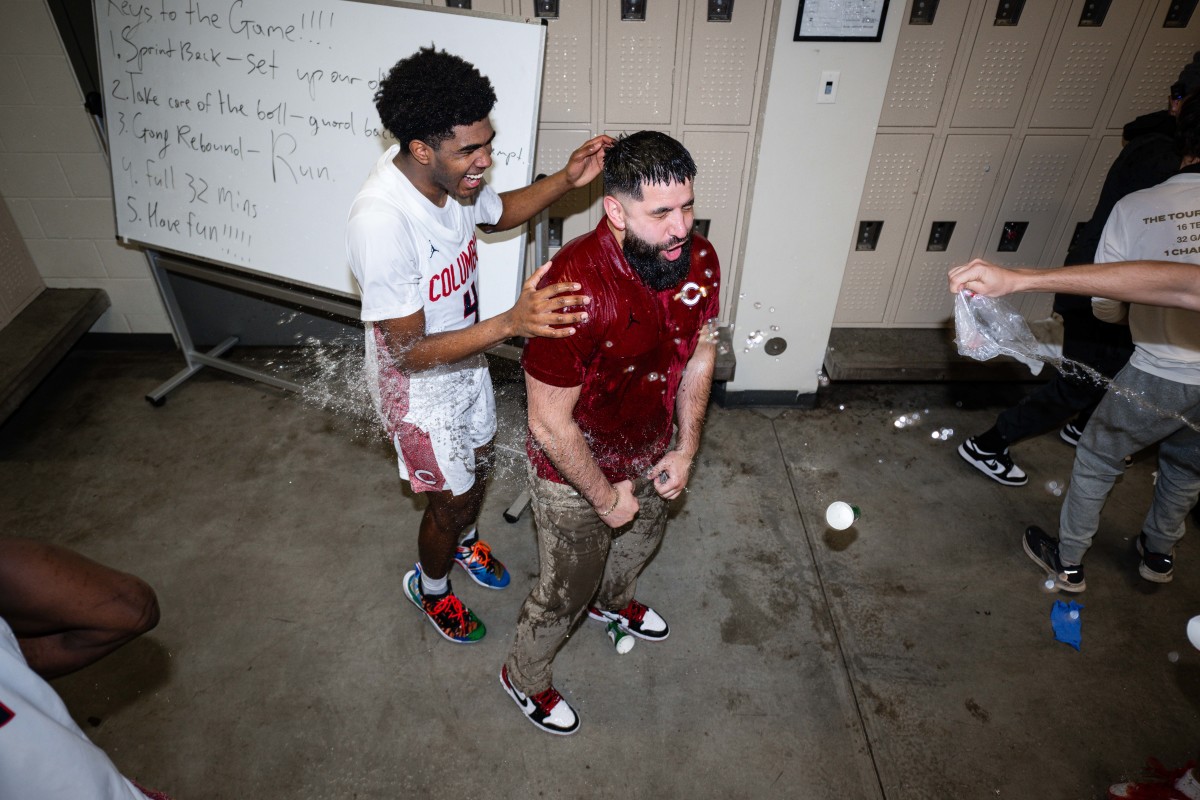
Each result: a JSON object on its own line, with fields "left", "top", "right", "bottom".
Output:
{"left": 1, "top": 345, "right": 1197, "bottom": 800}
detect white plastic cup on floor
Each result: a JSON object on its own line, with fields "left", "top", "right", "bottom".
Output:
{"left": 825, "top": 501, "right": 862, "bottom": 531}
{"left": 607, "top": 621, "right": 634, "bottom": 654}
{"left": 1187, "top": 615, "right": 1200, "bottom": 651}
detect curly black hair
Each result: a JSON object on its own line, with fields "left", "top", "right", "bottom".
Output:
{"left": 603, "top": 131, "right": 696, "bottom": 200}
{"left": 374, "top": 47, "right": 497, "bottom": 153}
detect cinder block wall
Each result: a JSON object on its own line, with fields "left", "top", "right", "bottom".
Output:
{"left": 0, "top": 0, "right": 167, "bottom": 334}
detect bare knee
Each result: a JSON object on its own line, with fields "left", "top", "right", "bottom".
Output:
{"left": 121, "top": 577, "right": 160, "bottom": 638}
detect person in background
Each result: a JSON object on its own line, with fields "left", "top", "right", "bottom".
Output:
{"left": 947, "top": 88, "right": 1200, "bottom": 594}
{"left": 0, "top": 537, "right": 170, "bottom": 799}
{"left": 346, "top": 47, "right": 612, "bottom": 644}
{"left": 956, "top": 53, "right": 1200, "bottom": 487}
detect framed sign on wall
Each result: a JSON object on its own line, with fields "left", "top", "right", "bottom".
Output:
{"left": 794, "top": 0, "right": 890, "bottom": 42}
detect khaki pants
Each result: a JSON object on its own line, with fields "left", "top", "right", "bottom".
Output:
{"left": 503, "top": 472, "right": 668, "bottom": 695}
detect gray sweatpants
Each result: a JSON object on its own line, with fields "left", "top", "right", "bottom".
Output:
{"left": 503, "top": 472, "right": 668, "bottom": 695}
{"left": 1058, "top": 364, "right": 1200, "bottom": 565}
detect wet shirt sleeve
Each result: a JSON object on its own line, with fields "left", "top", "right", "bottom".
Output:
{"left": 346, "top": 209, "right": 422, "bottom": 323}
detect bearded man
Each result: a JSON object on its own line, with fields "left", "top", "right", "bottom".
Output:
{"left": 499, "top": 131, "right": 720, "bottom": 734}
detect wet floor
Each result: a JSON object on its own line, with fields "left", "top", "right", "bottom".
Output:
{"left": 1, "top": 347, "right": 1196, "bottom": 799}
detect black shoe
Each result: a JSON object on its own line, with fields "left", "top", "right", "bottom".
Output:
{"left": 958, "top": 437, "right": 1028, "bottom": 486}
{"left": 1136, "top": 533, "right": 1174, "bottom": 584}
{"left": 1059, "top": 422, "right": 1084, "bottom": 447}
{"left": 1022, "top": 525, "right": 1085, "bottom": 592}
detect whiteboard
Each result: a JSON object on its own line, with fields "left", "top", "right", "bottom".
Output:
{"left": 94, "top": 0, "right": 545, "bottom": 320}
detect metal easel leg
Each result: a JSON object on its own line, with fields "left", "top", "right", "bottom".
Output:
{"left": 144, "top": 250, "right": 302, "bottom": 405}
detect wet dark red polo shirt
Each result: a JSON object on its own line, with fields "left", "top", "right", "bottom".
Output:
{"left": 523, "top": 218, "right": 721, "bottom": 485}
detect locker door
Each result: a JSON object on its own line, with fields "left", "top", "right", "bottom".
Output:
{"left": 684, "top": 0, "right": 768, "bottom": 126}
{"left": 439, "top": 0, "right": 509, "bottom": 11}
{"left": 682, "top": 131, "right": 747, "bottom": 316}
{"left": 878, "top": 0, "right": 971, "bottom": 128}
{"left": 1047, "top": 135, "right": 1124, "bottom": 265}
{"left": 1108, "top": 0, "right": 1200, "bottom": 127}
{"left": 604, "top": 0, "right": 680, "bottom": 124}
{"left": 981, "top": 136, "right": 1088, "bottom": 267}
{"left": 835, "top": 134, "right": 932, "bottom": 324}
{"left": 534, "top": 129, "right": 601, "bottom": 254}
{"left": 520, "top": 0, "right": 593, "bottom": 124}
{"left": 894, "top": 134, "right": 1010, "bottom": 324}
{"left": 1030, "top": 0, "right": 1145, "bottom": 128}
{"left": 951, "top": 0, "right": 1056, "bottom": 129}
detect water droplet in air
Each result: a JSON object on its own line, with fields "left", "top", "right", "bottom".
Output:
{"left": 704, "top": 269, "right": 713, "bottom": 278}
{"left": 753, "top": 301, "right": 763, "bottom": 310}
{"left": 1068, "top": 610, "right": 1079, "bottom": 621}
{"left": 770, "top": 325, "right": 780, "bottom": 332}
{"left": 605, "top": 340, "right": 613, "bottom": 348}
{"left": 646, "top": 372, "right": 659, "bottom": 382}
{"left": 769, "top": 307, "right": 775, "bottom": 313}
{"left": 1169, "top": 651, "right": 1180, "bottom": 663}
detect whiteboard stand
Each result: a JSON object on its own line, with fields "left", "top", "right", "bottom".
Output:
{"left": 144, "top": 251, "right": 363, "bottom": 405}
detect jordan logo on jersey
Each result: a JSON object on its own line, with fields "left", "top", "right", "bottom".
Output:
{"left": 428, "top": 238, "right": 479, "bottom": 302}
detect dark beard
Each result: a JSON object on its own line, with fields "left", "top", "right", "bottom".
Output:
{"left": 622, "top": 230, "right": 692, "bottom": 291}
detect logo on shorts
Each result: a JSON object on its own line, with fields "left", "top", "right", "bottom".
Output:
{"left": 414, "top": 469, "right": 438, "bottom": 484}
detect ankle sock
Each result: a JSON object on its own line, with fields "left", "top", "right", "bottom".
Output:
{"left": 420, "top": 570, "right": 448, "bottom": 597}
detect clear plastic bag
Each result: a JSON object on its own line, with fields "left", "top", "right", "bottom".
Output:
{"left": 953, "top": 290, "right": 1043, "bottom": 366}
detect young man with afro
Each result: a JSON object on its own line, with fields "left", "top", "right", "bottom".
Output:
{"left": 346, "top": 47, "right": 612, "bottom": 644}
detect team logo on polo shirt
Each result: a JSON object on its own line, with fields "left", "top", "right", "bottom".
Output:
{"left": 674, "top": 281, "right": 707, "bottom": 306}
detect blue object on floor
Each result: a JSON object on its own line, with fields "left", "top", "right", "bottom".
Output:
{"left": 1051, "top": 600, "right": 1084, "bottom": 651}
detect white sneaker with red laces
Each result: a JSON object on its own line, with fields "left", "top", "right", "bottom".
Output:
{"left": 500, "top": 666, "right": 579, "bottom": 736}
{"left": 587, "top": 599, "right": 669, "bottom": 640}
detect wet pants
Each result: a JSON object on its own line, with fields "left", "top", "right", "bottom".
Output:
{"left": 504, "top": 473, "right": 668, "bottom": 695}
{"left": 1058, "top": 364, "right": 1200, "bottom": 565}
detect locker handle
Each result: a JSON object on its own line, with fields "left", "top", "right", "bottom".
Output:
{"left": 856, "top": 221, "right": 883, "bottom": 251}
{"left": 708, "top": 0, "right": 734, "bottom": 21}
{"left": 927, "top": 221, "right": 955, "bottom": 252}
{"left": 910, "top": 0, "right": 939, "bottom": 25}
{"left": 994, "top": 0, "right": 1025, "bottom": 26}
{"left": 1164, "top": 0, "right": 1198, "bottom": 27}
{"left": 997, "top": 221, "right": 1028, "bottom": 253}
{"left": 1078, "top": 0, "right": 1112, "bottom": 26}
{"left": 534, "top": 0, "right": 559, "bottom": 19}
{"left": 621, "top": 0, "right": 646, "bottom": 21}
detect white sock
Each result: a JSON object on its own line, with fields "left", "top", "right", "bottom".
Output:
{"left": 420, "top": 569, "right": 448, "bottom": 597}
{"left": 1176, "top": 769, "right": 1200, "bottom": 800}
{"left": 458, "top": 527, "right": 478, "bottom": 549}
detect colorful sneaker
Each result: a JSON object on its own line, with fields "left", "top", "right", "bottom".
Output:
{"left": 454, "top": 539, "right": 510, "bottom": 590}
{"left": 1060, "top": 422, "right": 1085, "bottom": 447}
{"left": 499, "top": 665, "right": 579, "bottom": 736}
{"left": 587, "top": 599, "right": 669, "bottom": 641}
{"left": 1108, "top": 760, "right": 1200, "bottom": 799}
{"left": 958, "top": 437, "right": 1028, "bottom": 486}
{"left": 1137, "top": 533, "right": 1175, "bottom": 584}
{"left": 403, "top": 566, "right": 485, "bottom": 644}
{"left": 1023, "top": 526, "right": 1086, "bottom": 592}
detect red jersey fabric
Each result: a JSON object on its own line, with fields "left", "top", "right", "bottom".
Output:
{"left": 523, "top": 218, "right": 721, "bottom": 484}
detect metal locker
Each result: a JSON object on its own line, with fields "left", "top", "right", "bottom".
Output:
{"left": 894, "top": 134, "right": 1010, "bottom": 324}
{"left": 878, "top": 0, "right": 971, "bottom": 128}
{"left": 981, "top": 135, "right": 1088, "bottom": 267}
{"left": 1046, "top": 135, "right": 1123, "bottom": 264}
{"left": 951, "top": 0, "right": 1056, "bottom": 129}
{"left": 521, "top": 0, "right": 593, "bottom": 123}
{"left": 604, "top": 0, "right": 680, "bottom": 124}
{"left": 835, "top": 134, "right": 932, "bottom": 324}
{"left": 684, "top": 0, "right": 768, "bottom": 126}
{"left": 1108, "top": 0, "right": 1200, "bottom": 127}
{"left": 1030, "top": 0, "right": 1145, "bottom": 128}
{"left": 534, "top": 129, "right": 601, "bottom": 254}
{"left": 682, "top": 130, "right": 747, "bottom": 316}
